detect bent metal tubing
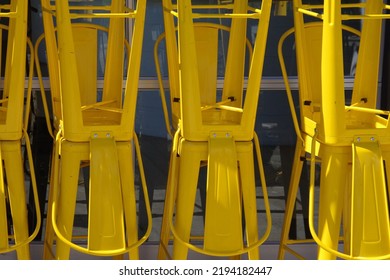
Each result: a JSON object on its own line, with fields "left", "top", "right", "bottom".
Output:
{"left": 163, "top": 130, "right": 272, "bottom": 258}
{"left": 50, "top": 129, "right": 152, "bottom": 257}
{"left": 308, "top": 129, "right": 390, "bottom": 260}
{"left": 0, "top": 130, "right": 41, "bottom": 254}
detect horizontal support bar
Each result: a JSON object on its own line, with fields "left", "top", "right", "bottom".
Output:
{"left": 0, "top": 11, "right": 17, "bottom": 18}
{"left": 68, "top": 12, "right": 137, "bottom": 19}
{"left": 13, "top": 76, "right": 357, "bottom": 92}
{"left": 298, "top": 3, "right": 390, "bottom": 20}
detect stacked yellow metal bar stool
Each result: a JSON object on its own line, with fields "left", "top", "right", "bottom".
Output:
{"left": 157, "top": 0, "right": 273, "bottom": 260}
{"left": 39, "top": 0, "right": 151, "bottom": 259}
{"left": 278, "top": 0, "right": 390, "bottom": 260}
{"left": 0, "top": 0, "right": 41, "bottom": 259}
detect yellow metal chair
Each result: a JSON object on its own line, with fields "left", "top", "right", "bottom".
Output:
{"left": 277, "top": 21, "right": 361, "bottom": 260}
{"left": 152, "top": 23, "right": 254, "bottom": 237}
{"left": 278, "top": 0, "right": 390, "bottom": 260}
{"left": 0, "top": 1, "right": 41, "bottom": 259}
{"left": 158, "top": 0, "right": 273, "bottom": 260}
{"left": 39, "top": 0, "right": 151, "bottom": 259}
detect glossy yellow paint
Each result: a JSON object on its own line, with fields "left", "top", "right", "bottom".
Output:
{"left": 204, "top": 133, "right": 242, "bottom": 253}
{"left": 158, "top": 0, "right": 272, "bottom": 260}
{"left": 39, "top": 0, "right": 151, "bottom": 259}
{"left": 0, "top": 0, "right": 41, "bottom": 260}
{"left": 350, "top": 137, "right": 389, "bottom": 257}
{"left": 155, "top": 22, "right": 254, "bottom": 139}
{"left": 278, "top": 0, "right": 390, "bottom": 260}
{"left": 88, "top": 134, "right": 125, "bottom": 251}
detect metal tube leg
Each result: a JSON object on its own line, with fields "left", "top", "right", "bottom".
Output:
{"left": 3, "top": 141, "right": 30, "bottom": 259}
{"left": 0, "top": 147, "right": 7, "bottom": 252}
{"left": 158, "top": 138, "right": 180, "bottom": 259}
{"left": 117, "top": 142, "right": 138, "bottom": 260}
{"left": 43, "top": 148, "right": 58, "bottom": 259}
{"left": 317, "top": 146, "right": 349, "bottom": 260}
{"left": 172, "top": 142, "right": 201, "bottom": 260}
{"left": 238, "top": 142, "right": 259, "bottom": 260}
{"left": 278, "top": 141, "right": 305, "bottom": 259}
{"left": 55, "top": 141, "right": 83, "bottom": 260}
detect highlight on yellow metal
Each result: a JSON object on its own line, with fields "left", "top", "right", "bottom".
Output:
{"left": 157, "top": 0, "right": 273, "bottom": 260}
{"left": 0, "top": 0, "right": 41, "bottom": 260}
{"left": 278, "top": 0, "right": 390, "bottom": 260}
{"left": 37, "top": 0, "right": 151, "bottom": 259}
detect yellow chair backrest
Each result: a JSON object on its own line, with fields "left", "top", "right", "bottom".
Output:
{"left": 39, "top": 0, "right": 145, "bottom": 142}
{"left": 35, "top": 23, "right": 131, "bottom": 138}
{"left": 161, "top": 0, "right": 272, "bottom": 142}
{"left": 155, "top": 22, "right": 253, "bottom": 138}
{"left": 278, "top": 22, "right": 361, "bottom": 140}
{"left": 73, "top": 26, "right": 99, "bottom": 107}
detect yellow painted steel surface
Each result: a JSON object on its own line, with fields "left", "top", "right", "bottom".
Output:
{"left": 155, "top": 22, "right": 254, "bottom": 139}
{"left": 0, "top": 1, "right": 40, "bottom": 259}
{"left": 157, "top": 0, "right": 272, "bottom": 260}
{"left": 278, "top": 0, "right": 390, "bottom": 260}
{"left": 39, "top": 0, "right": 151, "bottom": 259}
{"left": 204, "top": 133, "right": 242, "bottom": 253}
{"left": 350, "top": 137, "right": 389, "bottom": 257}
{"left": 88, "top": 135, "right": 125, "bottom": 251}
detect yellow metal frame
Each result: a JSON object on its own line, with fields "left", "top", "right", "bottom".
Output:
{"left": 154, "top": 22, "right": 254, "bottom": 139}
{"left": 158, "top": 0, "right": 273, "bottom": 260}
{"left": 39, "top": 0, "right": 151, "bottom": 259}
{"left": 277, "top": 22, "right": 361, "bottom": 260}
{"left": 278, "top": 0, "right": 390, "bottom": 260}
{"left": 0, "top": 1, "right": 41, "bottom": 259}
{"left": 34, "top": 23, "right": 131, "bottom": 140}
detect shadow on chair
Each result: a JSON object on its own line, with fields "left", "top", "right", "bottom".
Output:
{"left": 37, "top": 0, "right": 151, "bottom": 260}
{"left": 278, "top": 1, "right": 390, "bottom": 259}
{"left": 0, "top": 1, "right": 41, "bottom": 260}
{"left": 157, "top": 0, "right": 273, "bottom": 260}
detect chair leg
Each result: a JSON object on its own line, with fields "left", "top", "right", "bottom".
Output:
{"left": 158, "top": 135, "right": 180, "bottom": 260}
{"left": 348, "top": 138, "right": 389, "bottom": 258}
{"left": 317, "top": 146, "right": 348, "bottom": 260}
{"left": 54, "top": 141, "right": 84, "bottom": 260}
{"left": 117, "top": 142, "right": 139, "bottom": 260}
{"left": 238, "top": 142, "right": 259, "bottom": 260}
{"left": 278, "top": 142, "right": 305, "bottom": 259}
{"left": 3, "top": 141, "right": 30, "bottom": 259}
{"left": 279, "top": 145, "right": 299, "bottom": 239}
{"left": 43, "top": 148, "right": 58, "bottom": 259}
{"left": 0, "top": 146, "right": 8, "bottom": 252}
{"left": 172, "top": 142, "right": 202, "bottom": 260}
{"left": 204, "top": 135, "right": 243, "bottom": 256}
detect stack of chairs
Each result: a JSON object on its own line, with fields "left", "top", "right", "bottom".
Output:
{"left": 157, "top": 0, "right": 273, "bottom": 260}
{"left": 0, "top": 0, "right": 40, "bottom": 260}
{"left": 37, "top": 0, "right": 151, "bottom": 259}
{"left": 278, "top": 0, "right": 390, "bottom": 260}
